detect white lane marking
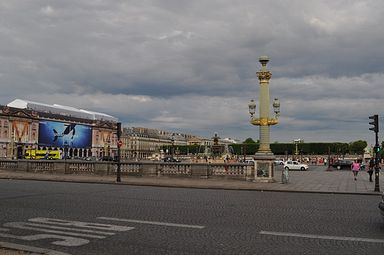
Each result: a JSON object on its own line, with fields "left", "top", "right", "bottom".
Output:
{"left": 4, "top": 222, "right": 107, "bottom": 239}
{"left": 0, "top": 232, "right": 89, "bottom": 246}
{"left": 29, "top": 217, "right": 132, "bottom": 231}
{"left": 97, "top": 217, "right": 205, "bottom": 229}
{"left": 18, "top": 222, "right": 116, "bottom": 236}
{"left": 260, "top": 231, "right": 384, "bottom": 244}
{"left": 0, "top": 241, "right": 72, "bottom": 255}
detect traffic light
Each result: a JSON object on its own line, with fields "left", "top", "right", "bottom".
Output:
{"left": 369, "top": 114, "right": 379, "bottom": 133}
{"left": 116, "top": 122, "right": 121, "bottom": 138}
{"left": 374, "top": 145, "right": 381, "bottom": 153}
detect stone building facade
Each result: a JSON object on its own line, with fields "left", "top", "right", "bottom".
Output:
{"left": 0, "top": 99, "right": 118, "bottom": 159}
{"left": 119, "top": 127, "right": 207, "bottom": 160}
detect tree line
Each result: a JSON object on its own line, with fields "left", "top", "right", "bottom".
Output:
{"left": 164, "top": 139, "right": 378, "bottom": 156}
{"left": 232, "top": 139, "right": 367, "bottom": 156}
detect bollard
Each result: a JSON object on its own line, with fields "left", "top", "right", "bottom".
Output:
{"left": 282, "top": 167, "right": 289, "bottom": 184}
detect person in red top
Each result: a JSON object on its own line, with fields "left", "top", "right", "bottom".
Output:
{"left": 351, "top": 160, "right": 361, "bottom": 181}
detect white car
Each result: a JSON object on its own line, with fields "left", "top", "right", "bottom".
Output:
{"left": 274, "top": 159, "right": 284, "bottom": 165}
{"left": 284, "top": 160, "right": 309, "bottom": 171}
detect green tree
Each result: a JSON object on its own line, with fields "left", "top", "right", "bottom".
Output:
{"left": 349, "top": 140, "right": 367, "bottom": 154}
{"left": 243, "top": 138, "right": 256, "bottom": 144}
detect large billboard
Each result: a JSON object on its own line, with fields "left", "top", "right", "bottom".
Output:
{"left": 38, "top": 120, "right": 92, "bottom": 148}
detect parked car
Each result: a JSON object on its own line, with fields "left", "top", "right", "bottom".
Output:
{"left": 283, "top": 160, "right": 309, "bottom": 171}
{"left": 244, "top": 160, "right": 255, "bottom": 165}
{"left": 331, "top": 160, "right": 353, "bottom": 170}
{"left": 274, "top": 159, "right": 284, "bottom": 165}
{"left": 379, "top": 192, "right": 384, "bottom": 221}
{"left": 163, "top": 157, "right": 180, "bottom": 162}
{"left": 84, "top": 156, "right": 98, "bottom": 161}
{"left": 101, "top": 156, "right": 118, "bottom": 162}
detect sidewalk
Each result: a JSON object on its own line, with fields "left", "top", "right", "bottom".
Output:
{"left": 0, "top": 168, "right": 383, "bottom": 195}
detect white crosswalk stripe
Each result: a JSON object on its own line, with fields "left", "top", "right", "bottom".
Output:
{"left": 0, "top": 217, "right": 134, "bottom": 247}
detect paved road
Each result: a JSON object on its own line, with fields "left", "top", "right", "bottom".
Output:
{"left": 0, "top": 179, "right": 383, "bottom": 255}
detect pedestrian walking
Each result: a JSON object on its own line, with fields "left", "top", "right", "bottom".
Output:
{"left": 351, "top": 160, "right": 360, "bottom": 181}
{"left": 367, "top": 158, "right": 374, "bottom": 182}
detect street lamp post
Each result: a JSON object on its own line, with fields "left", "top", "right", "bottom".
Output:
{"left": 248, "top": 56, "right": 280, "bottom": 182}
{"left": 293, "top": 139, "right": 303, "bottom": 159}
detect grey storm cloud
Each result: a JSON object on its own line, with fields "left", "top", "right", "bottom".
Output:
{"left": 1, "top": 0, "right": 384, "bottom": 143}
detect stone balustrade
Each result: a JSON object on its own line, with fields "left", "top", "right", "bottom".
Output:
{"left": 0, "top": 159, "right": 254, "bottom": 180}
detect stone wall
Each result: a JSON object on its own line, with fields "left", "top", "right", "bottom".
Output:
{"left": 0, "top": 159, "right": 254, "bottom": 180}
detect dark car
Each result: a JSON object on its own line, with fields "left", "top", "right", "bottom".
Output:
{"left": 101, "top": 156, "right": 118, "bottom": 162}
{"left": 331, "top": 159, "right": 353, "bottom": 170}
{"left": 163, "top": 157, "right": 180, "bottom": 162}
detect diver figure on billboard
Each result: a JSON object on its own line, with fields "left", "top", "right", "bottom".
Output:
{"left": 53, "top": 123, "right": 76, "bottom": 142}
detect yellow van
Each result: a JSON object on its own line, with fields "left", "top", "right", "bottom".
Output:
{"left": 25, "top": 149, "right": 61, "bottom": 160}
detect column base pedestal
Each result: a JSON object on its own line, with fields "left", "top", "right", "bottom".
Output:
{"left": 253, "top": 153, "right": 276, "bottom": 183}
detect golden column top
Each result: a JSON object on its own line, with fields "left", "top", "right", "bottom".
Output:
{"left": 256, "top": 70, "right": 272, "bottom": 81}
{"left": 256, "top": 56, "right": 272, "bottom": 81}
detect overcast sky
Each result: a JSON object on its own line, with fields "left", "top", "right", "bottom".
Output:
{"left": 1, "top": 0, "right": 383, "bottom": 144}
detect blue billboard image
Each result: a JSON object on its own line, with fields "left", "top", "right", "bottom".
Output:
{"left": 38, "top": 120, "right": 92, "bottom": 148}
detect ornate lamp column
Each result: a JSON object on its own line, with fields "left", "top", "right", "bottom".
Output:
{"left": 248, "top": 56, "right": 280, "bottom": 182}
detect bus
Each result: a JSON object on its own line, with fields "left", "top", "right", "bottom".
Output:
{"left": 25, "top": 149, "right": 61, "bottom": 160}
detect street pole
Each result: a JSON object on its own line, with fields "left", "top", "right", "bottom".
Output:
{"left": 171, "top": 135, "right": 175, "bottom": 159}
{"left": 326, "top": 146, "right": 332, "bottom": 171}
{"left": 116, "top": 122, "right": 122, "bottom": 183}
{"left": 64, "top": 141, "right": 68, "bottom": 174}
{"left": 369, "top": 114, "right": 380, "bottom": 192}
{"left": 243, "top": 144, "right": 246, "bottom": 162}
{"left": 374, "top": 131, "right": 380, "bottom": 192}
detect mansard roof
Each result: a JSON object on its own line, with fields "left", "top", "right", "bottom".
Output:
{"left": 7, "top": 99, "right": 118, "bottom": 122}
